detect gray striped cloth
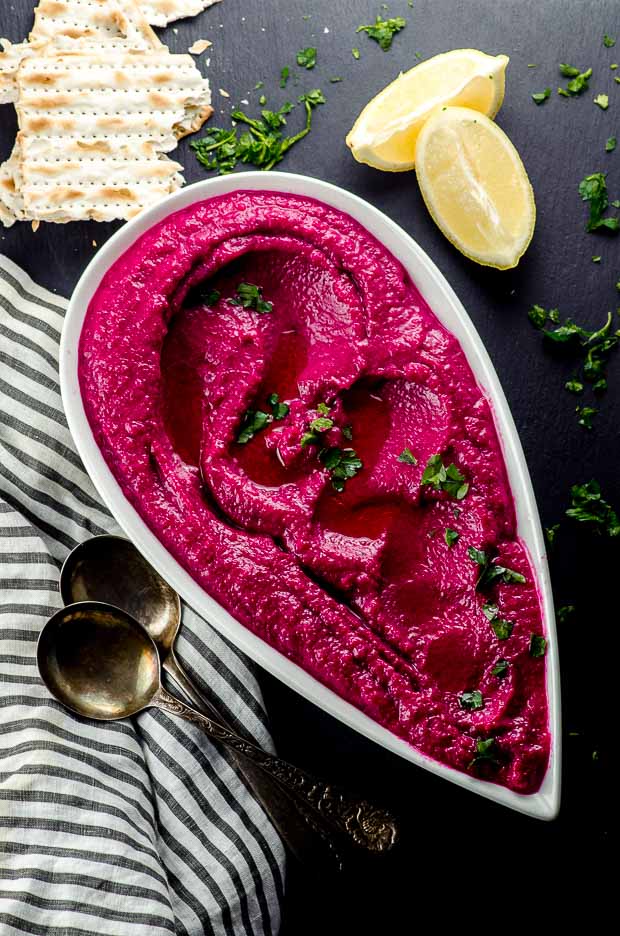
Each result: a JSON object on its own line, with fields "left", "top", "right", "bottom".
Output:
{"left": 0, "top": 254, "right": 285, "bottom": 935}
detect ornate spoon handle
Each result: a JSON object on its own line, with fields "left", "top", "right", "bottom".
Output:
{"left": 154, "top": 685, "right": 398, "bottom": 854}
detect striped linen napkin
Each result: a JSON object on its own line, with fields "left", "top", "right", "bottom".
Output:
{"left": 0, "top": 254, "right": 285, "bottom": 935}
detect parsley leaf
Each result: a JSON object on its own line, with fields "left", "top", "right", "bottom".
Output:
{"left": 421, "top": 454, "right": 469, "bottom": 500}
{"left": 191, "top": 93, "right": 325, "bottom": 174}
{"left": 319, "top": 447, "right": 363, "bottom": 491}
{"left": 491, "top": 658, "right": 509, "bottom": 678}
{"left": 545, "top": 523, "right": 560, "bottom": 545}
{"left": 606, "top": 136, "right": 617, "bottom": 152}
{"left": 559, "top": 63, "right": 581, "bottom": 77}
{"left": 266, "top": 392, "right": 290, "bottom": 421}
{"left": 459, "top": 690, "right": 484, "bottom": 711}
{"left": 296, "top": 47, "right": 317, "bottom": 69}
{"left": 204, "top": 288, "right": 221, "bottom": 306}
{"left": 594, "top": 93, "right": 609, "bottom": 110}
{"left": 468, "top": 547, "right": 526, "bottom": 591}
{"left": 445, "top": 528, "right": 460, "bottom": 547}
{"left": 280, "top": 66, "right": 290, "bottom": 88}
{"left": 559, "top": 65, "right": 592, "bottom": 95}
{"left": 469, "top": 737, "right": 500, "bottom": 769}
{"left": 491, "top": 619, "right": 514, "bottom": 640}
{"left": 230, "top": 282, "right": 273, "bottom": 313}
{"left": 352, "top": 47, "right": 360, "bottom": 59}
{"left": 578, "top": 172, "right": 619, "bottom": 232}
{"left": 356, "top": 15, "right": 406, "bottom": 51}
{"left": 565, "top": 378, "right": 584, "bottom": 393}
{"left": 604, "top": 34, "right": 616, "bottom": 48}
{"left": 566, "top": 479, "right": 620, "bottom": 536}
{"left": 342, "top": 424, "right": 353, "bottom": 440}
{"left": 398, "top": 447, "right": 417, "bottom": 464}
{"left": 576, "top": 405, "right": 596, "bottom": 428}
{"left": 237, "top": 409, "right": 270, "bottom": 444}
{"left": 529, "top": 634, "right": 547, "bottom": 658}
{"left": 557, "top": 604, "right": 575, "bottom": 623}
{"left": 528, "top": 303, "right": 548, "bottom": 328}
{"left": 532, "top": 88, "right": 551, "bottom": 105}
{"left": 300, "top": 404, "right": 335, "bottom": 447}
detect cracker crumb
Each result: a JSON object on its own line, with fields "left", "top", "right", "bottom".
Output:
{"left": 189, "top": 39, "right": 212, "bottom": 55}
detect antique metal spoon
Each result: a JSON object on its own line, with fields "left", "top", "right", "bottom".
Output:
{"left": 60, "top": 536, "right": 394, "bottom": 867}
{"left": 40, "top": 600, "right": 398, "bottom": 862}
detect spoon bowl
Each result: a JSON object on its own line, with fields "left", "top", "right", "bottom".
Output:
{"left": 60, "top": 535, "right": 180, "bottom": 650}
{"left": 37, "top": 601, "right": 160, "bottom": 720}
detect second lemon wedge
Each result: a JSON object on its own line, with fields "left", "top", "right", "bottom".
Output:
{"left": 346, "top": 49, "right": 509, "bottom": 172}
{"left": 415, "top": 106, "right": 536, "bottom": 269}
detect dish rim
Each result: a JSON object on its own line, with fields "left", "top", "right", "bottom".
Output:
{"left": 59, "top": 170, "right": 561, "bottom": 820}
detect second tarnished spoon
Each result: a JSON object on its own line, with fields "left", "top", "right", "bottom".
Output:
{"left": 60, "top": 536, "right": 398, "bottom": 866}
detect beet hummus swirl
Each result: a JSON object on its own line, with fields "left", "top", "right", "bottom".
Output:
{"left": 79, "top": 190, "right": 550, "bottom": 793}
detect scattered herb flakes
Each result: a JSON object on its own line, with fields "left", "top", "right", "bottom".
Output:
{"left": 191, "top": 93, "right": 325, "bottom": 174}
{"left": 319, "top": 447, "right": 363, "bottom": 492}
{"left": 468, "top": 547, "right": 526, "bottom": 591}
{"left": 491, "top": 658, "right": 509, "bottom": 678}
{"left": 557, "top": 604, "right": 575, "bottom": 623}
{"left": 492, "top": 619, "right": 514, "bottom": 640}
{"left": 204, "top": 288, "right": 221, "bottom": 306}
{"left": 482, "top": 602, "right": 499, "bottom": 622}
{"left": 230, "top": 282, "right": 273, "bottom": 313}
{"left": 578, "top": 172, "right": 619, "bottom": 232}
{"left": 421, "top": 454, "right": 469, "bottom": 500}
{"left": 592, "top": 255, "right": 602, "bottom": 263}
{"left": 529, "top": 634, "right": 547, "bottom": 658}
{"left": 616, "top": 76, "right": 620, "bottom": 84}
{"left": 594, "top": 93, "right": 609, "bottom": 110}
{"left": 356, "top": 15, "right": 406, "bottom": 51}
{"left": 559, "top": 63, "right": 581, "bottom": 77}
{"left": 527, "top": 63, "right": 537, "bottom": 68}
{"left": 352, "top": 47, "right": 361, "bottom": 59}
{"left": 562, "top": 65, "right": 592, "bottom": 95}
{"left": 254, "top": 80, "right": 264, "bottom": 90}
{"left": 612, "top": 64, "right": 619, "bottom": 70}
{"left": 266, "top": 392, "right": 290, "bottom": 421}
{"left": 469, "top": 737, "right": 500, "bottom": 769}
{"left": 237, "top": 409, "right": 270, "bottom": 444}
{"left": 445, "top": 528, "right": 460, "bottom": 547}
{"left": 604, "top": 34, "right": 616, "bottom": 48}
{"left": 545, "top": 523, "right": 560, "bottom": 545}
{"left": 565, "top": 378, "right": 584, "bottom": 393}
{"left": 566, "top": 479, "right": 620, "bottom": 536}
{"left": 398, "top": 447, "right": 417, "bottom": 464}
{"left": 280, "top": 66, "right": 290, "bottom": 88}
{"left": 606, "top": 136, "right": 617, "bottom": 152}
{"left": 528, "top": 303, "right": 547, "bottom": 328}
{"left": 259, "top": 94, "right": 267, "bottom": 105}
{"left": 576, "top": 404, "right": 596, "bottom": 428}
{"left": 594, "top": 377, "right": 608, "bottom": 392}
{"left": 532, "top": 87, "right": 551, "bottom": 105}
{"left": 329, "top": 76, "right": 343, "bottom": 83}
{"left": 342, "top": 423, "right": 353, "bottom": 440}
{"left": 459, "top": 690, "right": 484, "bottom": 711}
{"left": 296, "top": 47, "right": 317, "bottom": 69}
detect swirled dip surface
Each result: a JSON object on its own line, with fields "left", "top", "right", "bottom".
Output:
{"left": 80, "top": 191, "right": 549, "bottom": 792}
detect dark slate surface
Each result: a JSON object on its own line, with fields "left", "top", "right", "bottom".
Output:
{"left": 0, "top": 0, "right": 614, "bottom": 928}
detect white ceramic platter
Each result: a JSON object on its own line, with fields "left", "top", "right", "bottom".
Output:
{"left": 60, "top": 171, "right": 561, "bottom": 820}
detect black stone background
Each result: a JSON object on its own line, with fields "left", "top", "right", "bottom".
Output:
{"left": 0, "top": 0, "right": 614, "bottom": 929}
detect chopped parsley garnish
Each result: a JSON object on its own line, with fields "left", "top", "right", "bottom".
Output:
{"left": 592, "top": 255, "right": 602, "bottom": 263}
{"left": 606, "top": 136, "right": 617, "bottom": 152}
{"left": 529, "top": 634, "right": 547, "bottom": 658}
{"left": 469, "top": 737, "right": 500, "bottom": 769}
{"left": 330, "top": 76, "right": 344, "bottom": 83}
{"left": 237, "top": 410, "right": 270, "bottom": 444}
{"left": 576, "top": 405, "right": 596, "bottom": 429}
{"left": 237, "top": 393, "right": 289, "bottom": 444}
{"left": 259, "top": 94, "right": 267, "bottom": 106}
{"left": 557, "top": 604, "right": 575, "bottom": 623}
{"left": 491, "top": 658, "right": 509, "bottom": 678}
{"left": 528, "top": 303, "right": 548, "bottom": 328}
{"left": 300, "top": 404, "right": 334, "bottom": 447}
{"left": 468, "top": 547, "right": 526, "bottom": 591}
{"left": 578, "top": 172, "right": 619, "bottom": 232}
{"left": 545, "top": 523, "right": 560, "bottom": 545}
{"left": 398, "top": 447, "right": 417, "bottom": 464}
{"left": 532, "top": 88, "right": 551, "bottom": 105}
{"left": 445, "top": 528, "right": 459, "bottom": 547}
{"left": 319, "top": 447, "right": 363, "bottom": 492}
{"left": 192, "top": 93, "right": 325, "bottom": 174}
{"left": 342, "top": 424, "right": 353, "bottom": 440}
{"left": 421, "top": 454, "right": 469, "bottom": 499}
{"left": 296, "top": 47, "right": 317, "bottom": 69}
{"left": 459, "top": 690, "right": 484, "bottom": 711}
{"left": 565, "top": 378, "right": 584, "bottom": 393}
{"left": 356, "top": 15, "right": 406, "bottom": 51}
{"left": 604, "top": 34, "right": 616, "bottom": 48}
{"left": 594, "top": 93, "right": 609, "bottom": 110}
{"left": 230, "top": 282, "right": 273, "bottom": 313}
{"left": 280, "top": 66, "right": 290, "bottom": 88}
{"left": 204, "top": 288, "right": 221, "bottom": 306}
{"left": 352, "top": 47, "right": 361, "bottom": 59}
{"left": 558, "top": 64, "right": 592, "bottom": 95}
{"left": 482, "top": 597, "right": 514, "bottom": 640}
{"left": 566, "top": 479, "right": 620, "bottom": 536}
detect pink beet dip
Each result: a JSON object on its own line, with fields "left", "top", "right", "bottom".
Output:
{"left": 79, "top": 191, "right": 550, "bottom": 793}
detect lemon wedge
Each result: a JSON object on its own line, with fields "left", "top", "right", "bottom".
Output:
{"left": 415, "top": 106, "right": 535, "bottom": 269}
{"left": 346, "top": 49, "right": 509, "bottom": 172}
